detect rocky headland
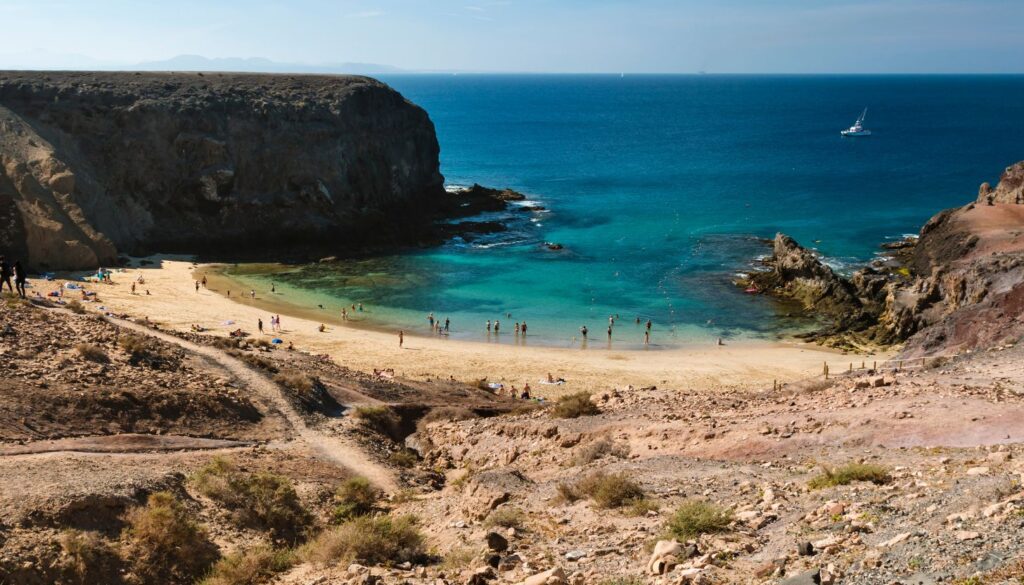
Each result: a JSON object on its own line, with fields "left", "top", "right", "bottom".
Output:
{"left": 0, "top": 72, "right": 528, "bottom": 269}
{"left": 741, "top": 161, "right": 1024, "bottom": 358}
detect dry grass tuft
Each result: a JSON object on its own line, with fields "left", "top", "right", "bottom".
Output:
{"left": 332, "top": 477, "right": 380, "bottom": 523}
{"left": 484, "top": 507, "right": 525, "bottom": 529}
{"left": 67, "top": 299, "right": 86, "bottom": 314}
{"left": 299, "top": 514, "right": 426, "bottom": 567}
{"left": 190, "top": 458, "right": 310, "bottom": 543}
{"left": 571, "top": 437, "right": 629, "bottom": 466}
{"left": 75, "top": 343, "right": 110, "bottom": 363}
{"left": 808, "top": 462, "right": 891, "bottom": 489}
{"left": 665, "top": 500, "right": 734, "bottom": 539}
{"left": 353, "top": 405, "right": 400, "bottom": 437}
{"left": 559, "top": 471, "right": 644, "bottom": 509}
{"left": 551, "top": 392, "right": 600, "bottom": 418}
{"left": 59, "top": 529, "right": 122, "bottom": 584}
{"left": 121, "top": 491, "right": 219, "bottom": 585}
{"left": 197, "top": 545, "right": 295, "bottom": 585}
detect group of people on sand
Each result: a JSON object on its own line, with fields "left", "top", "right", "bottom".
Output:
{"left": 0, "top": 256, "right": 29, "bottom": 299}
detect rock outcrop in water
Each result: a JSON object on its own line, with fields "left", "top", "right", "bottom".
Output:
{"left": 0, "top": 72, "right": 448, "bottom": 269}
{"left": 745, "top": 161, "right": 1024, "bottom": 356}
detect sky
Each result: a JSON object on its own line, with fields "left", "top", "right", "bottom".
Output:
{"left": 0, "top": 0, "right": 1022, "bottom": 73}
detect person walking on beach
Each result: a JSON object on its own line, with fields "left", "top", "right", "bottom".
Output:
{"left": 276, "top": 315, "right": 282, "bottom": 331}
{"left": 0, "top": 257, "right": 12, "bottom": 294}
{"left": 201, "top": 275, "right": 207, "bottom": 288}
{"left": 195, "top": 281, "right": 200, "bottom": 292}
{"left": 131, "top": 282, "right": 136, "bottom": 295}
{"left": 398, "top": 330, "right": 404, "bottom": 348}
{"left": 342, "top": 308, "right": 348, "bottom": 321}
{"left": 13, "top": 261, "right": 26, "bottom": 299}
{"left": 250, "top": 289, "right": 256, "bottom": 300}
{"left": 258, "top": 318, "right": 264, "bottom": 334}
{"left": 644, "top": 330, "right": 650, "bottom": 345}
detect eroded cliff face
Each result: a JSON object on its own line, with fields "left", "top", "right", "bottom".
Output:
{"left": 0, "top": 72, "right": 445, "bottom": 269}
{"left": 745, "top": 161, "right": 1024, "bottom": 356}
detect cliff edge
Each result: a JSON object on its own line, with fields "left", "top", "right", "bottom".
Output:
{"left": 0, "top": 71, "right": 445, "bottom": 269}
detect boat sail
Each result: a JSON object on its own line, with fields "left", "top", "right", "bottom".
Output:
{"left": 841, "top": 108, "right": 871, "bottom": 136}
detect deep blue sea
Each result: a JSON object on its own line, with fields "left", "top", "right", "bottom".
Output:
{"left": 228, "top": 75, "right": 1024, "bottom": 348}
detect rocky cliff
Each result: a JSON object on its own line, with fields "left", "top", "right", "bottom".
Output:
{"left": 744, "top": 161, "right": 1024, "bottom": 356}
{"left": 0, "top": 71, "right": 446, "bottom": 269}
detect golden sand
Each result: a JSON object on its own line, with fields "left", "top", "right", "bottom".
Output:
{"left": 35, "top": 256, "right": 878, "bottom": 395}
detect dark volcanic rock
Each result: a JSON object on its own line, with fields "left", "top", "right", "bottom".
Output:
{"left": 0, "top": 71, "right": 446, "bottom": 269}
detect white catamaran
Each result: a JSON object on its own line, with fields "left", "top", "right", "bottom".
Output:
{"left": 841, "top": 108, "right": 871, "bottom": 136}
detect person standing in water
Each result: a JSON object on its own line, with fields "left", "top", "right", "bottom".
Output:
{"left": 428, "top": 313, "right": 435, "bottom": 328}
{"left": 398, "top": 330, "right": 404, "bottom": 348}
{"left": 521, "top": 321, "right": 527, "bottom": 336}
{"left": 514, "top": 322, "right": 520, "bottom": 335}
{"left": 580, "top": 325, "right": 588, "bottom": 338}
{"left": 486, "top": 320, "right": 492, "bottom": 333}
{"left": 444, "top": 317, "right": 450, "bottom": 332}
{"left": 644, "top": 330, "right": 650, "bottom": 345}
{"left": 494, "top": 320, "right": 500, "bottom": 334}
{"left": 646, "top": 319, "right": 652, "bottom": 332}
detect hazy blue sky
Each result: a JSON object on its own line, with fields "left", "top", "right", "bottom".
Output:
{"left": 1, "top": 0, "right": 1022, "bottom": 73}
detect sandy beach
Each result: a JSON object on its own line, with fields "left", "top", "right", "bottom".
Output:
{"left": 33, "top": 256, "right": 881, "bottom": 394}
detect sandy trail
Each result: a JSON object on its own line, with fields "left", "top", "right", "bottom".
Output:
{"left": 99, "top": 314, "right": 400, "bottom": 492}
{"left": 47, "top": 256, "right": 875, "bottom": 394}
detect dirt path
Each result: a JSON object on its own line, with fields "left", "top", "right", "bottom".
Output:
{"left": 0, "top": 434, "right": 254, "bottom": 456}
{"left": 99, "top": 316, "right": 400, "bottom": 492}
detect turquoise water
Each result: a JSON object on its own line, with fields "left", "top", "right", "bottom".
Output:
{"left": 228, "top": 75, "right": 1024, "bottom": 348}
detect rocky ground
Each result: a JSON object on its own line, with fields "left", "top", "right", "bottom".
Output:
{"left": 1, "top": 292, "right": 1022, "bottom": 585}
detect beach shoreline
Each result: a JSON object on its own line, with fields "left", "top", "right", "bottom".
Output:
{"left": 35, "top": 255, "right": 884, "bottom": 394}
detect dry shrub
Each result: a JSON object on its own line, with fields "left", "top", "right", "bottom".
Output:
{"left": 119, "top": 334, "right": 173, "bottom": 368}
{"left": 300, "top": 514, "right": 426, "bottom": 567}
{"left": 572, "top": 437, "right": 629, "bottom": 466}
{"left": 213, "top": 337, "right": 241, "bottom": 350}
{"left": 333, "top": 477, "right": 380, "bottom": 523}
{"left": 666, "top": 500, "right": 733, "bottom": 539}
{"left": 483, "top": 507, "right": 525, "bottom": 529}
{"left": 75, "top": 343, "right": 110, "bottom": 363}
{"left": 67, "top": 299, "right": 86, "bottom": 314}
{"left": 353, "top": 405, "right": 399, "bottom": 437}
{"left": 626, "top": 497, "right": 660, "bottom": 517}
{"left": 551, "top": 392, "right": 600, "bottom": 419}
{"left": 242, "top": 353, "right": 278, "bottom": 373}
{"left": 191, "top": 458, "right": 310, "bottom": 543}
{"left": 808, "top": 462, "right": 891, "bottom": 490}
{"left": 388, "top": 449, "right": 419, "bottom": 468}
{"left": 198, "top": 545, "right": 295, "bottom": 585}
{"left": 418, "top": 406, "right": 478, "bottom": 427}
{"left": 559, "top": 471, "right": 644, "bottom": 508}
{"left": 273, "top": 371, "right": 315, "bottom": 393}
{"left": 59, "top": 529, "right": 122, "bottom": 585}
{"left": 121, "top": 491, "right": 219, "bottom": 585}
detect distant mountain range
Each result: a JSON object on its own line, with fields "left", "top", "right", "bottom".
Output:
{"left": 0, "top": 51, "right": 405, "bottom": 75}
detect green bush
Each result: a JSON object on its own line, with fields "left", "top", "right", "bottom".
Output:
{"left": 300, "top": 515, "right": 426, "bottom": 567}
{"left": 191, "top": 458, "right": 310, "bottom": 543}
{"left": 120, "top": 492, "right": 219, "bottom": 585}
{"left": 665, "top": 500, "right": 734, "bottom": 539}
{"left": 333, "top": 477, "right": 380, "bottom": 523}
{"left": 808, "top": 463, "right": 891, "bottom": 490}
{"left": 388, "top": 449, "right": 419, "bottom": 468}
{"left": 551, "top": 392, "right": 600, "bottom": 418}
{"left": 198, "top": 545, "right": 295, "bottom": 585}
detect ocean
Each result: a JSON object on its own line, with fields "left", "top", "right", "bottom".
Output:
{"left": 224, "top": 74, "right": 1024, "bottom": 348}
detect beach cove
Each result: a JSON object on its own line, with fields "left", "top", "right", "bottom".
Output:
{"left": 38, "top": 256, "right": 873, "bottom": 394}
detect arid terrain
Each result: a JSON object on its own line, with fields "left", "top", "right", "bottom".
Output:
{"left": 1, "top": 277, "right": 1022, "bottom": 584}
